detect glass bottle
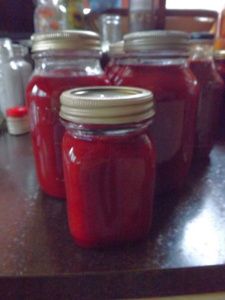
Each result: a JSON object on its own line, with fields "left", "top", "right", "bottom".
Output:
{"left": 12, "top": 44, "right": 33, "bottom": 101}
{"left": 129, "top": 0, "right": 155, "bottom": 32}
{"left": 26, "top": 30, "right": 109, "bottom": 198}
{"left": 60, "top": 86, "right": 156, "bottom": 247}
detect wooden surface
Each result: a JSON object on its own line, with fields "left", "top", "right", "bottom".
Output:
{"left": 0, "top": 132, "right": 225, "bottom": 299}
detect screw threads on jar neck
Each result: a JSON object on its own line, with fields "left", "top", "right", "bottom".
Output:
{"left": 124, "top": 30, "right": 190, "bottom": 57}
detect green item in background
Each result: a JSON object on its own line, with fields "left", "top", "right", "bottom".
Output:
{"left": 65, "top": 0, "right": 84, "bottom": 29}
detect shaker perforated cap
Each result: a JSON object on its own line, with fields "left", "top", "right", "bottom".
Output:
{"left": 60, "top": 86, "right": 155, "bottom": 125}
{"left": 31, "top": 30, "right": 101, "bottom": 52}
{"left": 124, "top": 30, "right": 190, "bottom": 52}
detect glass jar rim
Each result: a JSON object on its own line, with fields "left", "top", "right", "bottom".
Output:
{"left": 32, "top": 49, "right": 102, "bottom": 59}
{"left": 60, "top": 86, "right": 155, "bottom": 125}
{"left": 124, "top": 30, "right": 190, "bottom": 53}
{"left": 31, "top": 30, "right": 101, "bottom": 53}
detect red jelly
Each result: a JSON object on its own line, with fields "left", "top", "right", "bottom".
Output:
{"left": 114, "top": 31, "right": 199, "bottom": 194}
{"left": 189, "top": 33, "right": 224, "bottom": 158}
{"left": 60, "top": 86, "right": 156, "bottom": 247}
{"left": 26, "top": 30, "right": 109, "bottom": 198}
{"left": 215, "top": 51, "right": 225, "bottom": 79}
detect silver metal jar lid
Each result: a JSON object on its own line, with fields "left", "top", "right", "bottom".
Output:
{"left": 124, "top": 30, "right": 190, "bottom": 53}
{"left": 109, "top": 41, "right": 125, "bottom": 57}
{"left": 60, "top": 86, "right": 155, "bottom": 125}
{"left": 31, "top": 30, "right": 101, "bottom": 53}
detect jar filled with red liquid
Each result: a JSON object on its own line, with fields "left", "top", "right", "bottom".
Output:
{"left": 26, "top": 30, "right": 109, "bottom": 198}
{"left": 214, "top": 50, "right": 225, "bottom": 136}
{"left": 104, "top": 40, "right": 125, "bottom": 84}
{"left": 189, "top": 32, "right": 224, "bottom": 158}
{"left": 60, "top": 86, "right": 156, "bottom": 247}
{"left": 114, "top": 31, "right": 199, "bottom": 194}
{"left": 214, "top": 50, "right": 225, "bottom": 79}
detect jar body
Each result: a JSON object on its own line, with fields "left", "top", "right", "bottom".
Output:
{"left": 114, "top": 57, "right": 198, "bottom": 194}
{"left": 62, "top": 124, "right": 156, "bottom": 247}
{"left": 189, "top": 58, "right": 224, "bottom": 158}
{"left": 26, "top": 51, "right": 109, "bottom": 198}
{"left": 215, "top": 57, "right": 225, "bottom": 79}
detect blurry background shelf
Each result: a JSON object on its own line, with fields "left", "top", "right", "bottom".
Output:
{"left": 0, "top": 0, "right": 218, "bottom": 41}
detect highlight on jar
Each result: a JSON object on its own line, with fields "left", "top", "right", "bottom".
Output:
{"left": 59, "top": 86, "right": 156, "bottom": 248}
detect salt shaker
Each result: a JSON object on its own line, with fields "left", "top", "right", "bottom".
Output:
{"left": 0, "top": 38, "right": 12, "bottom": 115}
{"left": 6, "top": 106, "right": 29, "bottom": 135}
{"left": 129, "top": 0, "right": 155, "bottom": 32}
{"left": 0, "top": 43, "right": 24, "bottom": 116}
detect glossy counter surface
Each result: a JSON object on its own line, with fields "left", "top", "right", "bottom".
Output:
{"left": 0, "top": 132, "right": 225, "bottom": 299}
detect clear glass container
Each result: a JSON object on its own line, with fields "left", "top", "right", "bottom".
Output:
{"left": 12, "top": 44, "right": 33, "bottom": 101}
{"left": 129, "top": 0, "right": 155, "bottom": 32}
{"left": 99, "top": 14, "right": 122, "bottom": 53}
{"left": 34, "top": 0, "right": 67, "bottom": 33}
{"left": 26, "top": 30, "right": 109, "bottom": 198}
{"left": 60, "top": 86, "right": 156, "bottom": 247}
{"left": 0, "top": 39, "right": 24, "bottom": 116}
{"left": 114, "top": 31, "right": 199, "bottom": 194}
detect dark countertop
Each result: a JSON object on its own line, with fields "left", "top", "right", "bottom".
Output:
{"left": 0, "top": 132, "right": 225, "bottom": 299}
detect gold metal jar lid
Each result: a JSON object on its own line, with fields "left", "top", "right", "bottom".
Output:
{"left": 31, "top": 30, "right": 101, "bottom": 53}
{"left": 60, "top": 86, "right": 155, "bottom": 125}
{"left": 124, "top": 30, "right": 189, "bottom": 53}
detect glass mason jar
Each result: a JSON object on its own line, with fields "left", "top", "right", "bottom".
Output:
{"left": 189, "top": 32, "right": 224, "bottom": 159}
{"left": 26, "top": 30, "right": 109, "bottom": 198}
{"left": 60, "top": 86, "right": 156, "bottom": 247}
{"left": 114, "top": 31, "right": 199, "bottom": 194}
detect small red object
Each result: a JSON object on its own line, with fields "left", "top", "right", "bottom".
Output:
{"left": 6, "top": 106, "right": 28, "bottom": 118}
